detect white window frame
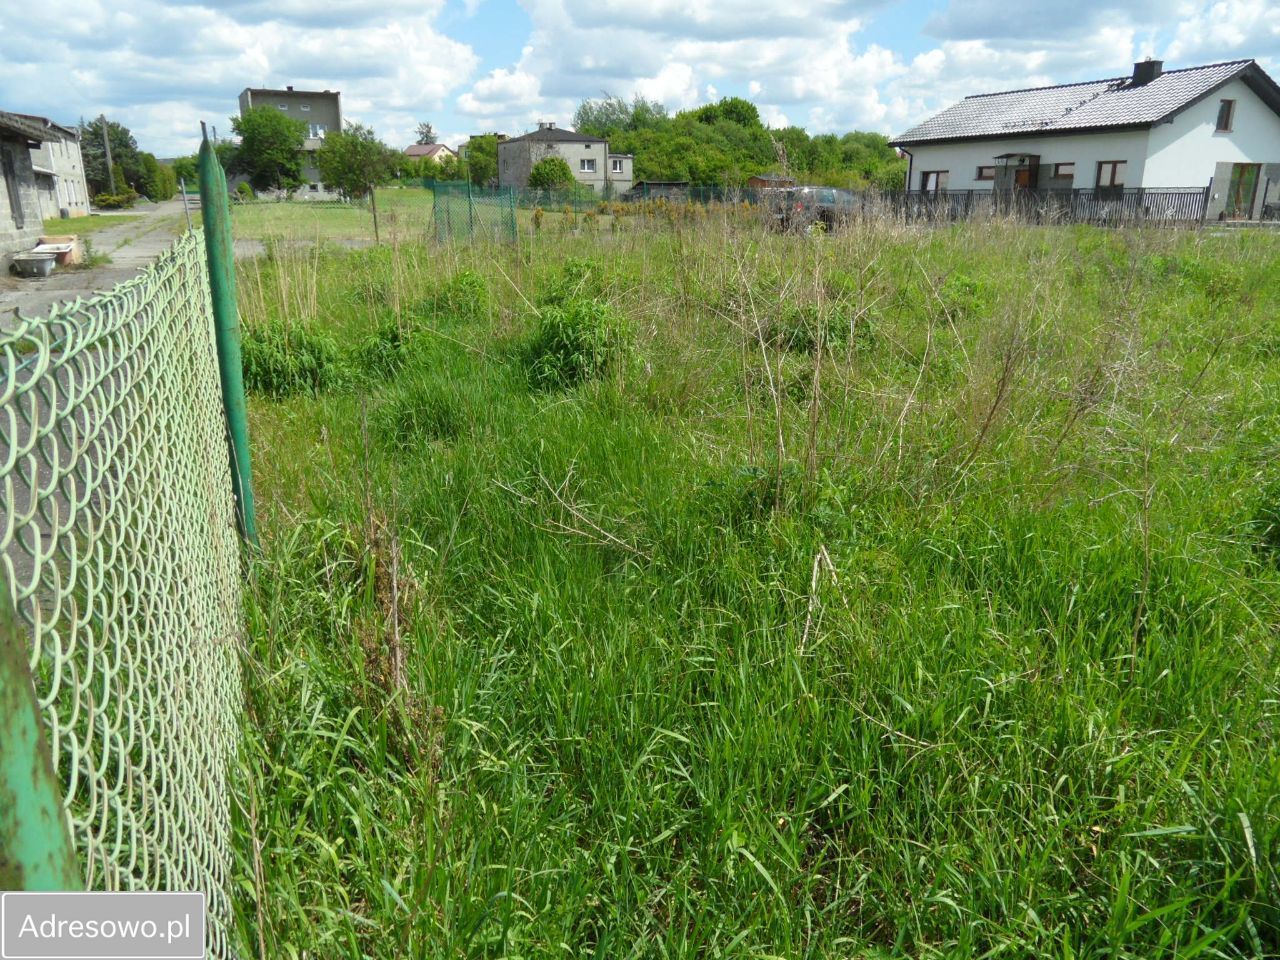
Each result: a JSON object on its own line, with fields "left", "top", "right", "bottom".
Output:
{"left": 276, "top": 103, "right": 289, "bottom": 111}
{"left": 611, "top": 158, "right": 624, "bottom": 174}
{"left": 300, "top": 104, "right": 311, "bottom": 112}
{"left": 580, "top": 158, "right": 597, "bottom": 173}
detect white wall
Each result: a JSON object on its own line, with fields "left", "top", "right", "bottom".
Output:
{"left": 905, "top": 128, "right": 1151, "bottom": 191}
{"left": 1145, "top": 77, "right": 1280, "bottom": 187}
{"left": 29, "top": 136, "right": 90, "bottom": 218}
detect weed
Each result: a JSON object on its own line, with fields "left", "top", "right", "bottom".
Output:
{"left": 525, "top": 297, "right": 634, "bottom": 389}
{"left": 242, "top": 321, "right": 346, "bottom": 397}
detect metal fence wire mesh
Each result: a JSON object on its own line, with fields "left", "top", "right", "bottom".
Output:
{"left": 432, "top": 181, "right": 517, "bottom": 243}
{"left": 0, "top": 230, "right": 242, "bottom": 958}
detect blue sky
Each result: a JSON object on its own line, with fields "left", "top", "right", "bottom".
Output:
{"left": 1, "top": 0, "right": 1277, "bottom": 157}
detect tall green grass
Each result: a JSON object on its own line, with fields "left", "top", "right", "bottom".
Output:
{"left": 233, "top": 220, "right": 1280, "bottom": 958}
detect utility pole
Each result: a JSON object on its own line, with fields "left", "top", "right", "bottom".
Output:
{"left": 100, "top": 114, "right": 116, "bottom": 194}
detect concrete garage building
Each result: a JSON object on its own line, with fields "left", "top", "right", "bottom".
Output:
{"left": 498, "top": 123, "right": 634, "bottom": 196}
{"left": 890, "top": 59, "right": 1280, "bottom": 220}
{"left": 0, "top": 111, "right": 57, "bottom": 268}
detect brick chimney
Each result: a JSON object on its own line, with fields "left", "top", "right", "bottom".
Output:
{"left": 1131, "top": 59, "right": 1163, "bottom": 86}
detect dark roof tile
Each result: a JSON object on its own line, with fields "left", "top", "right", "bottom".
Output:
{"left": 891, "top": 60, "right": 1266, "bottom": 145}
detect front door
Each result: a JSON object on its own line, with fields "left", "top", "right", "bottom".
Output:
{"left": 1014, "top": 167, "right": 1034, "bottom": 189}
{"left": 1226, "top": 163, "right": 1261, "bottom": 219}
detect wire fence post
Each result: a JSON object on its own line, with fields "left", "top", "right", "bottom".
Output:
{"left": 198, "top": 125, "right": 258, "bottom": 547}
{"left": 0, "top": 588, "right": 81, "bottom": 890}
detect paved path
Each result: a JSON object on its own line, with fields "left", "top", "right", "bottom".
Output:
{"left": 0, "top": 201, "right": 191, "bottom": 327}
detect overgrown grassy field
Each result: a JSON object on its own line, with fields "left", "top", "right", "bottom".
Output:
{"left": 233, "top": 214, "right": 1280, "bottom": 958}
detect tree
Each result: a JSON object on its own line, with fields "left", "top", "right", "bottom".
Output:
{"left": 172, "top": 154, "right": 198, "bottom": 185}
{"left": 316, "top": 123, "right": 398, "bottom": 241}
{"left": 415, "top": 122, "right": 437, "bottom": 145}
{"left": 437, "top": 153, "right": 462, "bottom": 180}
{"left": 231, "top": 106, "right": 307, "bottom": 192}
{"left": 464, "top": 134, "right": 498, "bottom": 186}
{"left": 214, "top": 141, "right": 240, "bottom": 175}
{"left": 139, "top": 152, "right": 177, "bottom": 200}
{"left": 316, "top": 123, "right": 397, "bottom": 198}
{"left": 79, "top": 117, "right": 143, "bottom": 195}
{"left": 528, "top": 155, "right": 574, "bottom": 190}
{"left": 574, "top": 94, "right": 668, "bottom": 138}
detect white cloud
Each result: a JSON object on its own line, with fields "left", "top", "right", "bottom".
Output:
{"left": 1166, "top": 0, "right": 1280, "bottom": 63}
{"left": 0, "top": 0, "right": 478, "bottom": 156}
{"left": 633, "top": 63, "right": 700, "bottom": 111}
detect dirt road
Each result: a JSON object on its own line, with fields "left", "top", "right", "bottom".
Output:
{"left": 0, "top": 200, "right": 192, "bottom": 327}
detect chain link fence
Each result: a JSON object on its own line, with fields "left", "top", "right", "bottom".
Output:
{"left": 0, "top": 228, "right": 243, "bottom": 957}
{"left": 432, "top": 181, "right": 517, "bottom": 243}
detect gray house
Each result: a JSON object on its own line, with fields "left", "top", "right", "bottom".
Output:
{"left": 1, "top": 111, "right": 57, "bottom": 267}
{"left": 238, "top": 85, "right": 343, "bottom": 197}
{"left": 21, "top": 115, "right": 90, "bottom": 219}
{"left": 498, "top": 123, "right": 634, "bottom": 195}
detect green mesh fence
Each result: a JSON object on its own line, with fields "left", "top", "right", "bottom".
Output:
{"left": 432, "top": 181, "right": 517, "bottom": 243}
{"left": 0, "top": 229, "right": 243, "bottom": 958}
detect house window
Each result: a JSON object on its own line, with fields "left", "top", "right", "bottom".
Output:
{"left": 975, "top": 166, "right": 995, "bottom": 181}
{"left": 1096, "top": 160, "right": 1126, "bottom": 190}
{"left": 611, "top": 158, "right": 624, "bottom": 174}
{"left": 921, "top": 170, "right": 947, "bottom": 194}
{"left": 580, "top": 158, "right": 596, "bottom": 173}
{"left": 1216, "top": 99, "right": 1235, "bottom": 132}
{"left": 277, "top": 103, "right": 289, "bottom": 110}
{"left": 1053, "top": 163, "right": 1075, "bottom": 178}
{"left": 310, "top": 123, "right": 327, "bottom": 138}
{"left": 300, "top": 104, "right": 311, "bottom": 112}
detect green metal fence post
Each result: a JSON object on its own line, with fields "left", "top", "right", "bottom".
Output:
{"left": 198, "top": 126, "right": 258, "bottom": 547}
{"left": 0, "top": 589, "right": 81, "bottom": 890}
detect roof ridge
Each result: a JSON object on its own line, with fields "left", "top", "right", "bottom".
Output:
{"left": 965, "top": 77, "right": 1123, "bottom": 101}
{"left": 963, "top": 58, "right": 1254, "bottom": 102}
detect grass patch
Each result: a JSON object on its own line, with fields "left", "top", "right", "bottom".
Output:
{"left": 41, "top": 213, "right": 141, "bottom": 236}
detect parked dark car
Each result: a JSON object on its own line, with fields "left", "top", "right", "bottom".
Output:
{"left": 765, "top": 186, "right": 859, "bottom": 230}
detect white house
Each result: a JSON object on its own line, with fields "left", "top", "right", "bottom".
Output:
{"left": 890, "top": 59, "right": 1280, "bottom": 220}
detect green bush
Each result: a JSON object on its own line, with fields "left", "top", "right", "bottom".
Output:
{"left": 538, "top": 257, "right": 602, "bottom": 306}
{"left": 242, "top": 322, "right": 346, "bottom": 397}
{"left": 525, "top": 297, "right": 634, "bottom": 389}
{"left": 528, "top": 156, "right": 575, "bottom": 191}
{"left": 411, "top": 269, "right": 490, "bottom": 324}
{"left": 355, "top": 317, "right": 422, "bottom": 381}
{"left": 93, "top": 190, "right": 138, "bottom": 210}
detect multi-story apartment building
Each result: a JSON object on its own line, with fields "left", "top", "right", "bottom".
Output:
{"left": 237, "top": 86, "right": 342, "bottom": 196}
